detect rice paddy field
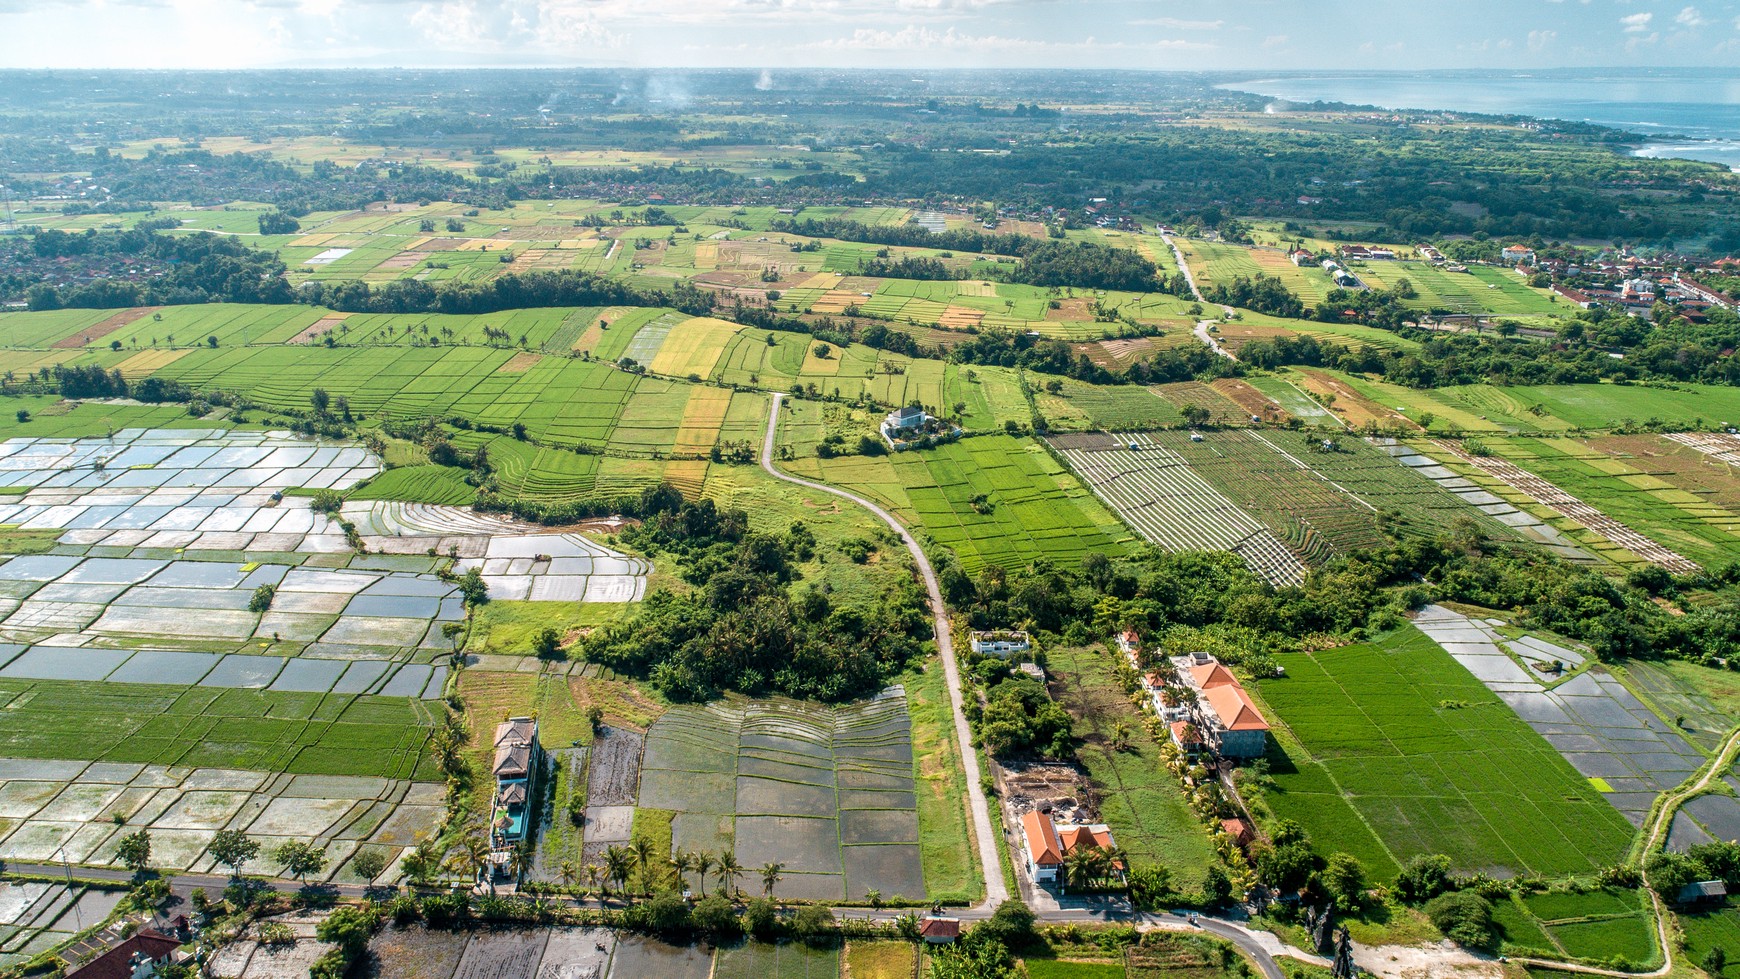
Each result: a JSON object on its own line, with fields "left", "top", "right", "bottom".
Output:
{"left": 1251, "top": 626, "right": 1638, "bottom": 881}
{"left": 794, "top": 435, "right": 1133, "bottom": 574}
{"left": 0, "top": 424, "right": 665, "bottom": 881}
{"left": 1469, "top": 435, "right": 1740, "bottom": 570}
{"left": 637, "top": 689, "right": 926, "bottom": 902}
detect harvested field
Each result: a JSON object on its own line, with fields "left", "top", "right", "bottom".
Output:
{"left": 369, "top": 924, "right": 468, "bottom": 979}
{"left": 637, "top": 689, "right": 922, "bottom": 900}
{"left": 587, "top": 727, "right": 645, "bottom": 807}
{"left": 452, "top": 928, "right": 551, "bottom": 979}
{"left": 288, "top": 315, "right": 351, "bottom": 345}
{"left": 52, "top": 307, "right": 158, "bottom": 349}
{"left": 498, "top": 352, "right": 542, "bottom": 373}
{"left": 1297, "top": 370, "right": 1418, "bottom": 431}
{"left": 1150, "top": 381, "right": 1247, "bottom": 426}
{"left": 113, "top": 348, "right": 193, "bottom": 378}
{"left": 1210, "top": 378, "right": 1289, "bottom": 424}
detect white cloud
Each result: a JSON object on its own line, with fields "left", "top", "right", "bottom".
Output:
{"left": 808, "top": 24, "right": 1212, "bottom": 52}
{"left": 1527, "top": 28, "right": 1556, "bottom": 50}
{"left": 1620, "top": 11, "right": 1653, "bottom": 32}
{"left": 1676, "top": 5, "right": 1708, "bottom": 27}
{"left": 1130, "top": 16, "right": 1223, "bottom": 30}
{"left": 1260, "top": 33, "right": 1288, "bottom": 49}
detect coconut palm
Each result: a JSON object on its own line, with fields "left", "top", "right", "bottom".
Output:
{"left": 629, "top": 838, "right": 656, "bottom": 895}
{"left": 604, "top": 846, "right": 633, "bottom": 899}
{"left": 669, "top": 851, "right": 695, "bottom": 892}
{"left": 689, "top": 851, "right": 712, "bottom": 897}
{"left": 760, "top": 861, "right": 784, "bottom": 898}
{"left": 558, "top": 859, "right": 579, "bottom": 896}
{"left": 446, "top": 834, "right": 492, "bottom": 894}
{"left": 583, "top": 863, "right": 604, "bottom": 896}
{"left": 716, "top": 851, "right": 743, "bottom": 898}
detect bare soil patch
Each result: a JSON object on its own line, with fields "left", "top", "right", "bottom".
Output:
{"left": 53, "top": 307, "right": 159, "bottom": 349}
{"left": 586, "top": 727, "right": 645, "bottom": 807}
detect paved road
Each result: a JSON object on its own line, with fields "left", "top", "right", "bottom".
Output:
{"left": 759, "top": 393, "right": 1007, "bottom": 908}
{"left": 1159, "top": 232, "right": 1237, "bottom": 363}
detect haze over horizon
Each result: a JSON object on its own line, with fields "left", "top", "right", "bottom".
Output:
{"left": 2, "top": 0, "right": 1739, "bottom": 71}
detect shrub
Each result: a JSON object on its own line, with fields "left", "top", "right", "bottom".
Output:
{"left": 1396, "top": 853, "right": 1454, "bottom": 903}
{"left": 744, "top": 897, "right": 778, "bottom": 939}
{"left": 1426, "top": 891, "right": 1496, "bottom": 950}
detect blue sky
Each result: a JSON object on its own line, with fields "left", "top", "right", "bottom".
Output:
{"left": 1, "top": 0, "right": 1737, "bottom": 69}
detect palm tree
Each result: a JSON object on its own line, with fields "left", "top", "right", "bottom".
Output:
{"left": 669, "top": 851, "right": 695, "bottom": 893}
{"left": 760, "top": 861, "right": 784, "bottom": 898}
{"left": 694, "top": 851, "right": 715, "bottom": 898}
{"left": 583, "top": 863, "right": 604, "bottom": 897}
{"left": 1110, "top": 720, "right": 1131, "bottom": 751}
{"left": 446, "top": 834, "right": 492, "bottom": 894}
{"left": 716, "top": 851, "right": 743, "bottom": 898}
{"left": 604, "top": 846, "right": 633, "bottom": 899}
{"left": 629, "top": 838, "right": 656, "bottom": 895}
{"left": 558, "top": 859, "right": 579, "bottom": 896}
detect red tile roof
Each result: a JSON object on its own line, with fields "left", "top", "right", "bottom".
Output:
{"left": 1189, "top": 663, "right": 1239, "bottom": 690}
{"left": 919, "top": 917, "right": 961, "bottom": 939}
{"left": 1022, "top": 810, "right": 1063, "bottom": 867}
{"left": 69, "top": 930, "right": 181, "bottom": 979}
{"left": 1204, "top": 685, "right": 1269, "bottom": 731}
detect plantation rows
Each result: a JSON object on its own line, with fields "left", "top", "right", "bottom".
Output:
{"left": 1430, "top": 439, "right": 1702, "bottom": 573}
{"left": 1050, "top": 432, "right": 1305, "bottom": 586}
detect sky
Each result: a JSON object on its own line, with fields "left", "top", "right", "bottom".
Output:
{"left": 1, "top": 0, "right": 1739, "bottom": 70}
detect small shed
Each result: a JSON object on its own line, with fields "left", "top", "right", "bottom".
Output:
{"left": 919, "top": 916, "right": 961, "bottom": 943}
{"left": 1678, "top": 880, "right": 1727, "bottom": 905}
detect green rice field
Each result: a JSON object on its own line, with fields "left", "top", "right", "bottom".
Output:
{"left": 1253, "top": 626, "right": 1636, "bottom": 881}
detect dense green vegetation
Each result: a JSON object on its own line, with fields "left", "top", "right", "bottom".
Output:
{"left": 580, "top": 490, "right": 931, "bottom": 701}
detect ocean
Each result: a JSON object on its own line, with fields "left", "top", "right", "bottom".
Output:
{"left": 1217, "top": 69, "right": 1740, "bottom": 169}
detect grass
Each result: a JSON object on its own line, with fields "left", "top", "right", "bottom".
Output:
{"left": 1250, "top": 626, "right": 1637, "bottom": 880}
{"left": 632, "top": 807, "right": 678, "bottom": 892}
{"left": 0, "top": 527, "right": 70, "bottom": 556}
{"left": 905, "top": 660, "right": 983, "bottom": 904}
{"left": 464, "top": 601, "right": 633, "bottom": 657}
{"left": 1023, "top": 960, "right": 1127, "bottom": 979}
{"left": 1046, "top": 643, "right": 1222, "bottom": 895}
{"left": 845, "top": 940, "right": 917, "bottom": 979}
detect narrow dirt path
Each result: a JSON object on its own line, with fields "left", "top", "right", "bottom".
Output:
{"left": 1515, "top": 725, "right": 1740, "bottom": 977}
{"left": 759, "top": 393, "right": 1008, "bottom": 908}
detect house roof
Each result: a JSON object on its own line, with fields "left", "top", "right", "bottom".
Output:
{"left": 890, "top": 406, "right": 925, "bottom": 421}
{"left": 1189, "top": 663, "right": 1239, "bottom": 690}
{"left": 494, "top": 742, "right": 530, "bottom": 778}
{"left": 1170, "top": 720, "right": 1201, "bottom": 745}
{"left": 1119, "top": 629, "right": 1140, "bottom": 646}
{"left": 69, "top": 930, "right": 182, "bottom": 979}
{"left": 1022, "top": 810, "right": 1063, "bottom": 867}
{"left": 1503, "top": 244, "right": 1533, "bottom": 253}
{"left": 494, "top": 717, "right": 535, "bottom": 748}
{"left": 1203, "top": 685, "right": 1269, "bottom": 732}
{"left": 498, "top": 781, "right": 527, "bottom": 805}
{"left": 919, "top": 917, "right": 961, "bottom": 939}
{"left": 1221, "top": 818, "right": 1253, "bottom": 844}
{"left": 1058, "top": 824, "right": 1115, "bottom": 855}
{"left": 1680, "top": 880, "right": 1728, "bottom": 901}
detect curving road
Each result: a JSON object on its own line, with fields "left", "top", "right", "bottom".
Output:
{"left": 1159, "top": 231, "right": 1237, "bottom": 362}
{"left": 760, "top": 393, "right": 1008, "bottom": 908}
